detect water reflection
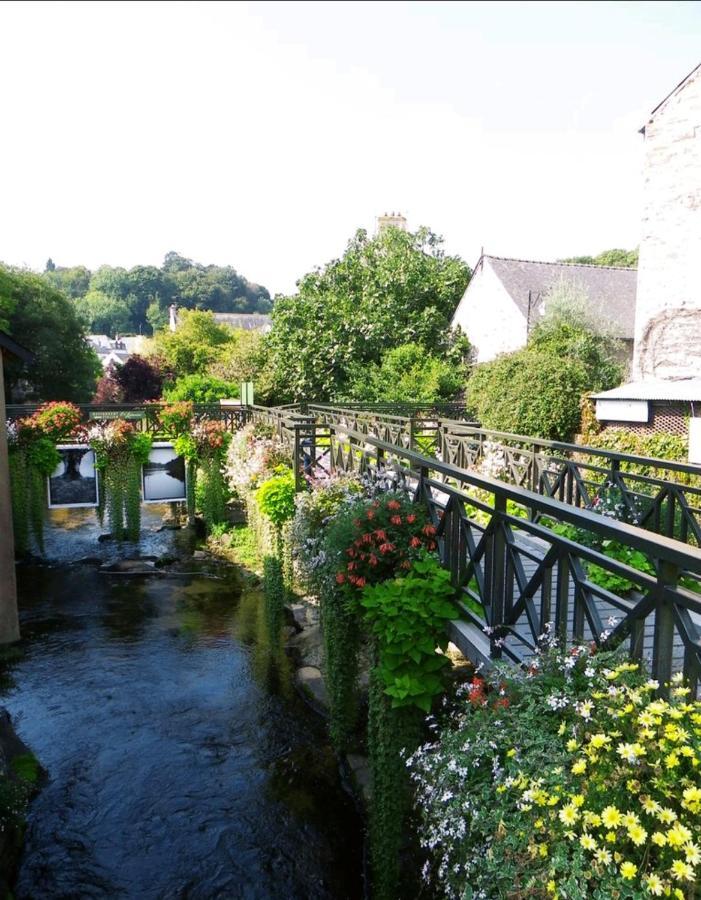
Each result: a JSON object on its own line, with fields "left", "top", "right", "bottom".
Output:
{"left": 5, "top": 515, "right": 362, "bottom": 899}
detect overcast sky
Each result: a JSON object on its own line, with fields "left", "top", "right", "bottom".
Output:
{"left": 1, "top": 0, "right": 699, "bottom": 295}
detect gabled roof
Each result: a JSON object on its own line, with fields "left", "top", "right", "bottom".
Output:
{"left": 644, "top": 62, "right": 701, "bottom": 130}
{"left": 213, "top": 313, "right": 271, "bottom": 331}
{"left": 593, "top": 379, "right": 701, "bottom": 402}
{"left": 482, "top": 255, "right": 637, "bottom": 338}
{"left": 0, "top": 330, "right": 35, "bottom": 364}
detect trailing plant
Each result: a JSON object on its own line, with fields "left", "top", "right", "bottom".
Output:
{"left": 172, "top": 416, "right": 231, "bottom": 529}
{"left": 88, "top": 420, "right": 152, "bottom": 540}
{"left": 226, "top": 423, "right": 290, "bottom": 499}
{"left": 359, "top": 555, "right": 457, "bottom": 712}
{"left": 7, "top": 401, "right": 83, "bottom": 553}
{"left": 408, "top": 639, "right": 701, "bottom": 899}
{"left": 263, "top": 554, "right": 285, "bottom": 646}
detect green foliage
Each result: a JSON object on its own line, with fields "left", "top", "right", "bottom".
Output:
{"left": 367, "top": 665, "right": 423, "bottom": 900}
{"left": 149, "top": 309, "right": 233, "bottom": 376}
{"left": 9, "top": 754, "right": 41, "bottom": 785}
{"left": 197, "top": 454, "right": 229, "bottom": 529}
{"left": 585, "top": 429, "right": 690, "bottom": 475}
{"left": 41, "top": 253, "right": 270, "bottom": 337}
{"left": 262, "top": 225, "right": 471, "bottom": 402}
{"left": 163, "top": 373, "right": 238, "bottom": 403}
{"left": 559, "top": 247, "right": 638, "bottom": 268}
{"left": 256, "top": 469, "right": 296, "bottom": 529}
{"left": 263, "top": 554, "right": 285, "bottom": 645}
{"left": 351, "top": 342, "right": 466, "bottom": 404}
{"left": 0, "top": 265, "right": 101, "bottom": 401}
{"left": 360, "top": 556, "right": 457, "bottom": 712}
{"left": 158, "top": 401, "right": 194, "bottom": 439}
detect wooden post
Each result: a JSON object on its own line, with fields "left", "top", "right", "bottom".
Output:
{"left": 0, "top": 358, "right": 20, "bottom": 644}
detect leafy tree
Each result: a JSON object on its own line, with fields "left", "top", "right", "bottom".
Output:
{"left": 147, "top": 309, "right": 233, "bottom": 376}
{"left": 468, "top": 284, "right": 623, "bottom": 441}
{"left": 559, "top": 248, "right": 638, "bottom": 268}
{"left": 43, "top": 264, "right": 92, "bottom": 299}
{"left": 163, "top": 373, "right": 238, "bottom": 403}
{"left": 74, "top": 290, "right": 133, "bottom": 336}
{"left": 209, "top": 329, "right": 266, "bottom": 385}
{"left": 113, "top": 355, "right": 163, "bottom": 402}
{"left": 262, "top": 226, "right": 470, "bottom": 402}
{"left": 0, "top": 265, "right": 101, "bottom": 401}
{"left": 351, "top": 343, "right": 466, "bottom": 404}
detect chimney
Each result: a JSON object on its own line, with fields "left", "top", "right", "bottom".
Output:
{"left": 376, "top": 211, "right": 408, "bottom": 235}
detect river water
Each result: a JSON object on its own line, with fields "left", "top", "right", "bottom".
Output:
{"left": 4, "top": 508, "right": 363, "bottom": 899}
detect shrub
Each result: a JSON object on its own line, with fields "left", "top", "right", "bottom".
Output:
{"left": 163, "top": 373, "right": 238, "bottom": 403}
{"left": 352, "top": 342, "right": 466, "bottom": 404}
{"left": 256, "top": 469, "right": 296, "bottom": 530}
{"left": 409, "top": 641, "right": 701, "bottom": 899}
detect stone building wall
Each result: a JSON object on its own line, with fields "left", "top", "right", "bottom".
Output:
{"left": 633, "top": 65, "right": 701, "bottom": 380}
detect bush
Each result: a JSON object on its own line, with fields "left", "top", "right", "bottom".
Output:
{"left": 409, "top": 641, "right": 701, "bottom": 899}
{"left": 256, "top": 469, "right": 296, "bottom": 529}
{"left": 163, "top": 373, "right": 238, "bottom": 403}
{"left": 351, "top": 343, "right": 466, "bottom": 404}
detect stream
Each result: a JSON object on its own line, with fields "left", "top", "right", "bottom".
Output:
{"left": 3, "top": 507, "right": 363, "bottom": 899}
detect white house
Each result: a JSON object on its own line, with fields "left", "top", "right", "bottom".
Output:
{"left": 451, "top": 254, "right": 637, "bottom": 364}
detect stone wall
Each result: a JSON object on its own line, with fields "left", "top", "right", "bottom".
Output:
{"left": 633, "top": 66, "right": 701, "bottom": 379}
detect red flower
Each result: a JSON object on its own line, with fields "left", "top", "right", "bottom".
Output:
{"left": 366, "top": 509, "right": 375, "bottom": 520}
{"left": 426, "top": 540, "right": 437, "bottom": 551}
{"left": 346, "top": 547, "right": 356, "bottom": 558}
{"left": 347, "top": 561, "right": 356, "bottom": 571}
{"left": 410, "top": 536, "right": 422, "bottom": 549}
{"left": 355, "top": 577, "right": 366, "bottom": 588}
{"left": 493, "top": 698, "right": 510, "bottom": 709}
{"left": 379, "top": 542, "right": 395, "bottom": 554}
{"left": 361, "top": 533, "right": 373, "bottom": 544}
{"left": 406, "top": 514, "right": 416, "bottom": 524}
{"left": 390, "top": 515, "right": 402, "bottom": 526}
{"left": 387, "top": 500, "right": 401, "bottom": 511}
{"left": 374, "top": 529, "right": 387, "bottom": 541}
{"left": 368, "top": 554, "right": 378, "bottom": 567}
{"left": 422, "top": 524, "right": 437, "bottom": 536}
{"left": 335, "top": 572, "right": 346, "bottom": 584}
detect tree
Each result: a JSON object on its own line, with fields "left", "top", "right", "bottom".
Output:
{"left": 351, "top": 343, "right": 466, "bottom": 404}
{"left": 559, "top": 248, "right": 638, "bottom": 268}
{"left": 0, "top": 266, "right": 101, "bottom": 401}
{"left": 162, "top": 373, "right": 238, "bottom": 403}
{"left": 147, "top": 309, "right": 233, "bottom": 376}
{"left": 45, "top": 258, "right": 56, "bottom": 272}
{"left": 113, "top": 355, "right": 163, "bottom": 401}
{"left": 467, "top": 285, "right": 623, "bottom": 441}
{"left": 262, "top": 226, "right": 470, "bottom": 402}
{"left": 75, "top": 290, "right": 133, "bottom": 336}
{"left": 43, "top": 264, "right": 92, "bottom": 299}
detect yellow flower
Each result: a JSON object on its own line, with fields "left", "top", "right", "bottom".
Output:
{"left": 642, "top": 797, "right": 662, "bottom": 816}
{"left": 602, "top": 806, "right": 623, "bottom": 828}
{"left": 620, "top": 861, "right": 637, "bottom": 880}
{"left": 652, "top": 831, "right": 668, "bottom": 847}
{"left": 557, "top": 722, "right": 566, "bottom": 736}
{"left": 622, "top": 812, "right": 640, "bottom": 828}
{"left": 571, "top": 759, "right": 587, "bottom": 775}
{"left": 658, "top": 808, "right": 677, "bottom": 825}
{"left": 665, "top": 752, "right": 680, "bottom": 769}
{"left": 594, "top": 847, "right": 612, "bottom": 865}
{"left": 684, "top": 843, "right": 701, "bottom": 865}
{"left": 559, "top": 805, "right": 579, "bottom": 826}
{"left": 668, "top": 823, "right": 693, "bottom": 848}
{"left": 566, "top": 738, "right": 579, "bottom": 753}
{"left": 605, "top": 831, "right": 617, "bottom": 844}
{"left": 670, "top": 858, "right": 694, "bottom": 882}
{"left": 590, "top": 733, "right": 610, "bottom": 749}
{"left": 580, "top": 834, "right": 597, "bottom": 851}
{"left": 682, "top": 786, "right": 701, "bottom": 812}
{"left": 627, "top": 823, "right": 648, "bottom": 846}
{"left": 538, "top": 843, "right": 548, "bottom": 858}
{"left": 546, "top": 880, "right": 557, "bottom": 895}
{"left": 571, "top": 794, "right": 585, "bottom": 808}
{"left": 583, "top": 811, "right": 601, "bottom": 828}
{"left": 506, "top": 748, "right": 517, "bottom": 758}
{"left": 644, "top": 873, "right": 664, "bottom": 895}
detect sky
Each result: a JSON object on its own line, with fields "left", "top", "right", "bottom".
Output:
{"left": 1, "top": 0, "right": 699, "bottom": 296}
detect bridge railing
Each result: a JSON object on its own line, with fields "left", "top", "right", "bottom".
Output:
{"left": 436, "top": 422, "right": 701, "bottom": 546}
{"left": 295, "top": 418, "right": 701, "bottom": 689}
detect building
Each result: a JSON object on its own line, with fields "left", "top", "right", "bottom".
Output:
{"left": 167, "top": 305, "right": 271, "bottom": 334}
{"left": 593, "top": 63, "right": 701, "bottom": 457}
{"left": 86, "top": 334, "right": 131, "bottom": 370}
{"left": 376, "top": 211, "right": 407, "bottom": 234}
{"left": 451, "top": 254, "right": 637, "bottom": 364}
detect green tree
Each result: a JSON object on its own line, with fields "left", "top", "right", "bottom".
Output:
{"left": 559, "top": 248, "right": 638, "bottom": 268}
{"left": 148, "top": 309, "right": 233, "bottom": 376}
{"left": 43, "top": 264, "right": 92, "bottom": 299}
{"left": 262, "top": 226, "right": 470, "bottom": 402}
{"left": 352, "top": 343, "right": 466, "bottom": 404}
{"left": 74, "top": 290, "right": 133, "bottom": 336}
{"left": 163, "top": 373, "right": 238, "bottom": 403}
{"left": 0, "top": 266, "right": 101, "bottom": 401}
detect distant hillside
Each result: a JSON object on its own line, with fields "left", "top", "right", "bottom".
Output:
{"left": 42, "top": 251, "right": 271, "bottom": 337}
{"left": 558, "top": 248, "right": 638, "bottom": 268}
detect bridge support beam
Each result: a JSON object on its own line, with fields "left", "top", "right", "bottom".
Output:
{"left": 0, "top": 359, "right": 20, "bottom": 644}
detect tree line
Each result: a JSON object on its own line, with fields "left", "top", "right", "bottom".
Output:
{"left": 43, "top": 251, "right": 271, "bottom": 337}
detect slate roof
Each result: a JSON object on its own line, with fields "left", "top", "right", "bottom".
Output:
{"left": 484, "top": 255, "right": 637, "bottom": 338}
{"left": 213, "top": 313, "right": 271, "bottom": 331}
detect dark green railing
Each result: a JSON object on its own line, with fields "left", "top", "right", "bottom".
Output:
{"left": 291, "top": 416, "right": 701, "bottom": 689}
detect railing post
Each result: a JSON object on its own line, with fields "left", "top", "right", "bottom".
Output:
{"left": 486, "top": 494, "right": 507, "bottom": 659}
{"left": 293, "top": 425, "right": 303, "bottom": 492}
{"left": 409, "top": 416, "right": 415, "bottom": 452}
{"left": 652, "top": 560, "right": 678, "bottom": 694}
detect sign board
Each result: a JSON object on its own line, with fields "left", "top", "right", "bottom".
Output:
{"left": 240, "top": 381, "right": 254, "bottom": 405}
{"left": 595, "top": 399, "right": 650, "bottom": 423}
{"left": 689, "top": 418, "right": 701, "bottom": 464}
